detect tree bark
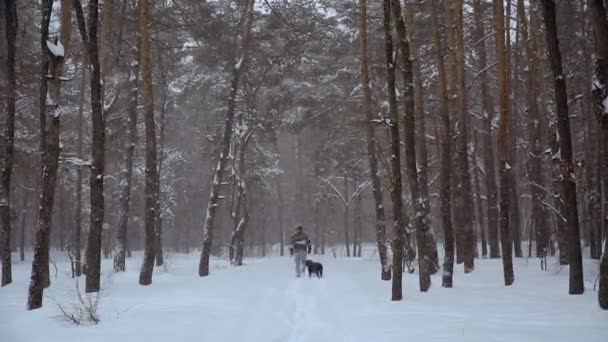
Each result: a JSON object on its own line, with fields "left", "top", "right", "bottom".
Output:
{"left": 494, "top": 0, "right": 514, "bottom": 286}
{"left": 382, "top": 0, "right": 406, "bottom": 301}
{"left": 587, "top": 0, "right": 608, "bottom": 308}
{"left": 391, "top": 0, "right": 433, "bottom": 292}
{"left": 357, "top": 0, "right": 391, "bottom": 280}
{"left": 199, "top": 0, "right": 255, "bottom": 277}
{"left": 82, "top": 0, "right": 105, "bottom": 294}
{"left": 1, "top": 0, "right": 17, "bottom": 287}
{"left": 27, "top": 0, "right": 64, "bottom": 310}
{"left": 540, "top": 0, "right": 584, "bottom": 294}
{"left": 138, "top": 0, "right": 159, "bottom": 286}
{"left": 430, "top": 0, "right": 455, "bottom": 288}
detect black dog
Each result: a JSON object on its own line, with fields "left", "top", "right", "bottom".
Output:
{"left": 304, "top": 260, "right": 323, "bottom": 278}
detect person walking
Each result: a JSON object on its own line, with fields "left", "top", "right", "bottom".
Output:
{"left": 289, "top": 225, "right": 311, "bottom": 277}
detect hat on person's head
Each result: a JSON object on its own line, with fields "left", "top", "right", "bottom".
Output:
{"left": 296, "top": 225, "right": 303, "bottom": 231}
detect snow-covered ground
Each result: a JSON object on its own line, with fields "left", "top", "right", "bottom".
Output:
{"left": 1, "top": 251, "right": 607, "bottom": 342}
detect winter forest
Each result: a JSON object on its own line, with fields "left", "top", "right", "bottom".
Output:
{"left": 1, "top": 0, "right": 608, "bottom": 341}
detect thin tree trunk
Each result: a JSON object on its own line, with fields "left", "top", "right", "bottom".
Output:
{"left": 199, "top": 0, "right": 255, "bottom": 277}
{"left": 430, "top": 0, "right": 454, "bottom": 288}
{"left": 138, "top": 0, "right": 159, "bottom": 286}
{"left": 540, "top": 0, "right": 584, "bottom": 294}
{"left": 27, "top": 0, "right": 64, "bottom": 310}
{"left": 113, "top": 49, "right": 139, "bottom": 273}
{"left": 343, "top": 176, "right": 351, "bottom": 257}
{"left": 494, "top": 0, "right": 515, "bottom": 286}
{"left": 518, "top": 0, "right": 549, "bottom": 260}
{"left": 391, "top": 0, "right": 433, "bottom": 292}
{"left": 1, "top": 0, "right": 18, "bottom": 287}
{"left": 155, "top": 60, "right": 169, "bottom": 268}
{"left": 357, "top": 0, "right": 390, "bottom": 280}
{"left": 473, "top": 131, "right": 487, "bottom": 257}
{"left": 382, "top": 0, "right": 406, "bottom": 301}
{"left": 19, "top": 192, "right": 26, "bottom": 262}
{"left": 73, "top": 64, "right": 86, "bottom": 277}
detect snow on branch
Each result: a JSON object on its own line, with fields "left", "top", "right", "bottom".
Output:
{"left": 320, "top": 177, "right": 371, "bottom": 207}
{"left": 63, "top": 157, "right": 92, "bottom": 168}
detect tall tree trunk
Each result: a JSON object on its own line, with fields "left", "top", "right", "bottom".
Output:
{"left": 494, "top": 0, "right": 515, "bottom": 286}
{"left": 1, "top": 0, "right": 18, "bottom": 287}
{"left": 73, "top": 63, "right": 86, "bottom": 277}
{"left": 27, "top": 0, "right": 65, "bottom": 310}
{"left": 357, "top": 0, "right": 390, "bottom": 280}
{"left": 451, "top": 0, "right": 475, "bottom": 273}
{"left": 272, "top": 140, "right": 285, "bottom": 256}
{"left": 587, "top": 0, "right": 608, "bottom": 308}
{"left": 113, "top": 50, "right": 139, "bottom": 273}
{"left": 473, "top": 0, "right": 500, "bottom": 259}
{"left": 198, "top": 0, "right": 254, "bottom": 277}
{"left": 155, "top": 59, "right": 169, "bottom": 268}
{"left": 430, "top": 0, "right": 454, "bottom": 288}
{"left": 540, "top": 0, "right": 584, "bottom": 295}
{"left": 382, "top": 0, "right": 406, "bottom": 301}
{"left": 506, "top": 0, "right": 523, "bottom": 258}
{"left": 404, "top": 0, "right": 439, "bottom": 273}
{"left": 83, "top": 0, "right": 105, "bottom": 293}
{"left": 518, "top": 0, "right": 549, "bottom": 260}
{"left": 391, "top": 0, "right": 433, "bottom": 292}
{"left": 138, "top": 0, "right": 159, "bottom": 286}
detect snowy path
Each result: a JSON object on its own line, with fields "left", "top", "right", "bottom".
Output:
{"left": 1, "top": 253, "right": 607, "bottom": 342}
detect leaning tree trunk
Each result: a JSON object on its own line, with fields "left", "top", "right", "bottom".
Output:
{"left": 587, "top": 0, "right": 608, "bottom": 308}
{"left": 382, "top": 0, "right": 406, "bottom": 301}
{"left": 540, "top": 0, "right": 584, "bottom": 295}
{"left": 357, "top": 0, "right": 391, "bottom": 280}
{"left": 138, "top": 0, "right": 159, "bottom": 286}
{"left": 199, "top": 0, "right": 255, "bottom": 277}
{"left": 430, "top": 0, "right": 454, "bottom": 288}
{"left": 230, "top": 134, "right": 251, "bottom": 266}
{"left": 113, "top": 50, "right": 139, "bottom": 272}
{"left": 27, "top": 0, "right": 65, "bottom": 310}
{"left": 494, "top": 0, "right": 514, "bottom": 286}
{"left": 391, "top": 0, "right": 433, "bottom": 292}
{"left": 1, "top": 0, "right": 18, "bottom": 287}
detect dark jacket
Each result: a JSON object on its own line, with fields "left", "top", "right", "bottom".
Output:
{"left": 290, "top": 230, "right": 311, "bottom": 252}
